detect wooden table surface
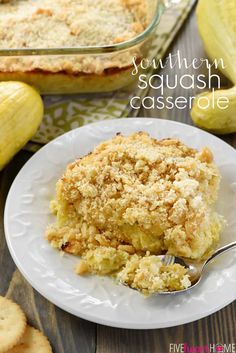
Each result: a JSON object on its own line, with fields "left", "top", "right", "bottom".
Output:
{"left": 0, "top": 6, "right": 235, "bottom": 353}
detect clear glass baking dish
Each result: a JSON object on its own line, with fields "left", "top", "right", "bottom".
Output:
{"left": 0, "top": 0, "right": 171, "bottom": 94}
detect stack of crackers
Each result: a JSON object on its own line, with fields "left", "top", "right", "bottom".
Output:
{"left": 0, "top": 296, "right": 52, "bottom": 353}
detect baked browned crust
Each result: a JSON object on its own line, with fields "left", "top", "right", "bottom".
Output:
{"left": 47, "top": 132, "right": 223, "bottom": 260}
{"left": 0, "top": 0, "right": 148, "bottom": 75}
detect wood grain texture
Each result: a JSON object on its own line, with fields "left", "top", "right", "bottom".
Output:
{"left": 97, "top": 302, "right": 236, "bottom": 353}
{"left": 0, "top": 6, "right": 235, "bottom": 353}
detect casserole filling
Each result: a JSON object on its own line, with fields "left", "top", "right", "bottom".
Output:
{"left": 46, "top": 133, "right": 225, "bottom": 294}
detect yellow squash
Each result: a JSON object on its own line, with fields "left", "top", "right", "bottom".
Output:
{"left": 191, "top": 0, "right": 236, "bottom": 134}
{"left": 0, "top": 82, "right": 44, "bottom": 170}
{"left": 191, "top": 86, "right": 236, "bottom": 134}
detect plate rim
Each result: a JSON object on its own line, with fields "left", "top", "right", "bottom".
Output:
{"left": 4, "top": 118, "right": 236, "bottom": 329}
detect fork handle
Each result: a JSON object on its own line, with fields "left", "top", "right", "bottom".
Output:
{"left": 205, "top": 241, "right": 236, "bottom": 265}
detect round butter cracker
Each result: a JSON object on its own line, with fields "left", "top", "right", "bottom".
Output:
{"left": 6, "top": 326, "right": 52, "bottom": 353}
{"left": 0, "top": 296, "right": 26, "bottom": 353}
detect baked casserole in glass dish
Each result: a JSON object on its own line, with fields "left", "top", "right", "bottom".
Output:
{"left": 0, "top": 0, "right": 166, "bottom": 94}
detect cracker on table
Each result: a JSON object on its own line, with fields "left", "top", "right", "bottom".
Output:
{"left": 0, "top": 296, "right": 26, "bottom": 353}
{"left": 6, "top": 326, "right": 52, "bottom": 353}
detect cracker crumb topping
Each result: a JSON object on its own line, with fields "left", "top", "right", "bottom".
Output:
{"left": 46, "top": 132, "right": 224, "bottom": 294}
{"left": 0, "top": 0, "right": 148, "bottom": 74}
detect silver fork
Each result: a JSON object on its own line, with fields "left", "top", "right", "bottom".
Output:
{"left": 158, "top": 240, "right": 236, "bottom": 294}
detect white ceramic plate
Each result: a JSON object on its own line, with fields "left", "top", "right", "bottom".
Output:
{"left": 4, "top": 118, "right": 236, "bottom": 329}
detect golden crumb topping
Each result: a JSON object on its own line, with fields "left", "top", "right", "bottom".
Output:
{"left": 46, "top": 132, "right": 224, "bottom": 294}
{"left": 117, "top": 254, "right": 191, "bottom": 294}
{"left": 0, "top": 0, "right": 148, "bottom": 74}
